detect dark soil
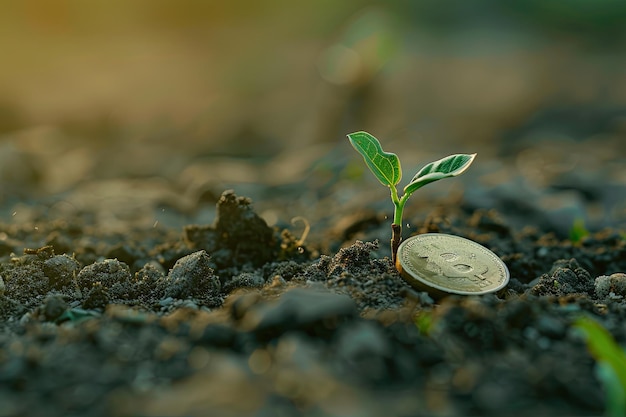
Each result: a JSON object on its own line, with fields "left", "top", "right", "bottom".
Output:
{"left": 1, "top": 188, "right": 625, "bottom": 417}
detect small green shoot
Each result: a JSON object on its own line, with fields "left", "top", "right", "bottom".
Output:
{"left": 574, "top": 316, "right": 626, "bottom": 417}
{"left": 570, "top": 218, "right": 590, "bottom": 244}
{"left": 414, "top": 310, "right": 434, "bottom": 336}
{"left": 347, "top": 131, "right": 476, "bottom": 263}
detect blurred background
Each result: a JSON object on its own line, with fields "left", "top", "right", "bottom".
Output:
{"left": 0, "top": 0, "right": 625, "bottom": 247}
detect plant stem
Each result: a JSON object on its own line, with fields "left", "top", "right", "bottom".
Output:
{"left": 391, "top": 223, "right": 402, "bottom": 264}
{"left": 390, "top": 187, "right": 407, "bottom": 264}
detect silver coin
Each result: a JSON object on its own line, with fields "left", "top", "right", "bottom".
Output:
{"left": 396, "top": 233, "right": 509, "bottom": 297}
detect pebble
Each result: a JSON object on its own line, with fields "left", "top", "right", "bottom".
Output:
{"left": 165, "top": 250, "right": 220, "bottom": 299}
{"left": 43, "top": 255, "right": 80, "bottom": 290}
{"left": 222, "top": 272, "right": 265, "bottom": 293}
{"left": 42, "top": 295, "right": 68, "bottom": 321}
{"left": 595, "top": 273, "right": 626, "bottom": 299}
{"left": 159, "top": 297, "right": 174, "bottom": 307}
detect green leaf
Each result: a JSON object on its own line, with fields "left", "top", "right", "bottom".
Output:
{"left": 575, "top": 317, "right": 626, "bottom": 417}
{"left": 347, "top": 131, "right": 401, "bottom": 187}
{"left": 575, "top": 317, "right": 626, "bottom": 389}
{"left": 403, "top": 153, "right": 476, "bottom": 196}
{"left": 569, "top": 218, "right": 590, "bottom": 244}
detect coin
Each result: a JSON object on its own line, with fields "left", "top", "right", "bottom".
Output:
{"left": 396, "top": 233, "right": 509, "bottom": 297}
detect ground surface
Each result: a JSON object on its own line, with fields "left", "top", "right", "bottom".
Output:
{"left": 0, "top": 184, "right": 625, "bottom": 417}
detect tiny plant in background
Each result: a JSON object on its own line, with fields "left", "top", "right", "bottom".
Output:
{"left": 414, "top": 310, "right": 434, "bottom": 336}
{"left": 570, "top": 218, "right": 590, "bottom": 244}
{"left": 575, "top": 316, "right": 626, "bottom": 417}
{"left": 347, "top": 131, "right": 476, "bottom": 263}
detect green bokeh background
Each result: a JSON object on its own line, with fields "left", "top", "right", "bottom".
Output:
{"left": 1, "top": 0, "right": 624, "bottom": 233}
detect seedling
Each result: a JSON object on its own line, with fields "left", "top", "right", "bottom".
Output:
{"left": 575, "top": 316, "right": 626, "bottom": 417}
{"left": 569, "top": 218, "right": 590, "bottom": 244}
{"left": 347, "top": 131, "right": 476, "bottom": 263}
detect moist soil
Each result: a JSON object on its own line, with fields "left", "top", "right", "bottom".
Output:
{"left": 1, "top": 189, "right": 625, "bottom": 417}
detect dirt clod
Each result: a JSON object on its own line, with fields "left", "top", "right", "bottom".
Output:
{"left": 76, "top": 258, "right": 133, "bottom": 301}
{"left": 43, "top": 254, "right": 80, "bottom": 290}
{"left": 165, "top": 250, "right": 221, "bottom": 304}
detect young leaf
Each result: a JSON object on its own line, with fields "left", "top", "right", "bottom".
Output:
{"left": 403, "top": 153, "right": 476, "bottom": 196}
{"left": 575, "top": 317, "right": 626, "bottom": 388}
{"left": 347, "top": 131, "right": 401, "bottom": 187}
{"left": 575, "top": 316, "right": 626, "bottom": 416}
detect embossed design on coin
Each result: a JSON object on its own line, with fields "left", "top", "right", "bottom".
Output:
{"left": 396, "top": 233, "right": 509, "bottom": 296}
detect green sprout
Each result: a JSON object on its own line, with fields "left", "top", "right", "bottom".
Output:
{"left": 347, "top": 131, "right": 476, "bottom": 263}
{"left": 569, "top": 218, "right": 590, "bottom": 244}
{"left": 414, "top": 310, "right": 434, "bottom": 336}
{"left": 575, "top": 316, "right": 626, "bottom": 417}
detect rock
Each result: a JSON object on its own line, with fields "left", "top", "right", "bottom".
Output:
{"left": 41, "top": 295, "right": 68, "bottom": 321}
{"left": 43, "top": 255, "right": 80, "bottom": 290}
{"left": 159, "top": 297, "right": 174, "bottom": 307}
{"left": 530, "top": 258, "right": 594, "bottom": 296}
{"left": 595, "top": 273, "right": 626, "bottom": 299}
{"left": 223, "top": 272, "right": 265, "bottom": 293}
{"left": 165, "top": 250, "right": 221, "bottom": 301}
{"left": 133, "top": 262, "right": 166, "bottom": 301}
{"left": 83, "top": 283, "right": 110, "bottom": 309}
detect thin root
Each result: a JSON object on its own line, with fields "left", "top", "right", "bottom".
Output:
{"left": 291, "top": 216, "right": 310, "bottom": 247}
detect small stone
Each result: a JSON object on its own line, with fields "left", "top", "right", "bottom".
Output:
{"left": 180, "top": 300, "right": 199, "bottom": 310}
{"left": 134, "top": 262, "right": 166, "bottom": 301}
{"left": 595, "top": 275, "right": 611, "bottom": 298}
{"left": 223, "top": 272, "right": 265, "bottom": 293}
{"left": 609, "top": 273, "right": 626, "bottom": 293}
{"left": 43, "top": 255, "right": 80, "bottom": 290}
{"left": 42, "top": 295, "right": 68, "bottom": 321}
{"left": 135, "top": 262, "right": 165, "bottom": 283}
{"left": 269, "top": 275, "right": 286, "bottom": 288}
{"left": 530, "top": 258, "right": 594, "bottom": 296}
{"left": 159, "top": 297, "right": 174, "bottom": 307}
{"left": 165, "top": 250, "right": 220, "bottom": 300}
{"left": 595, "top": 273, "right": 626, "bottom": 299}
{"left": 83, "top": 283, "right": 110, "bottom": 309}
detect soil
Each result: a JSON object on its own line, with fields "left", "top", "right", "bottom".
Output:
{"left": 1, "top": 186, "right": 625, "bottom": 417}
